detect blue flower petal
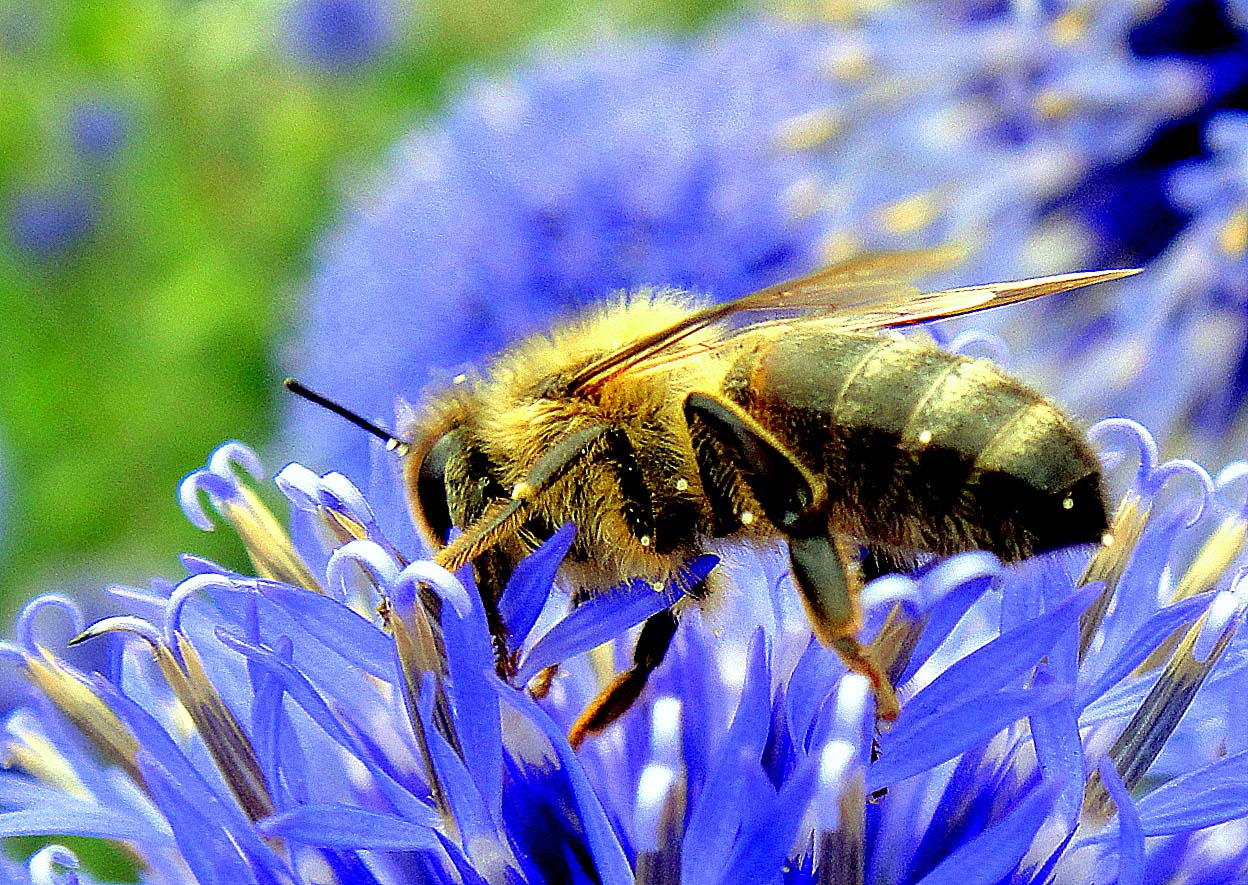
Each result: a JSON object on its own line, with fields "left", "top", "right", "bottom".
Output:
{"left": 135, "top": 750, "right": 279, "bottom": 885}
{"left": 1093, "top": 512, "right": 1187, "bottom": 658}
{"left": 1028, "top": 666, "right": 1084, "bottom": 831}
{"left": 901, "top": 582, "right": 1099, "bottom": 725}
{"left": 719, "top": 744, "right": 821, "bottom": 885}
{"left": 490, "top": 678, "right": 633, "bottom": 885}
{"left": 1075, "top": 591, "right": 1216, "bottom": 710}
{"left": 869, "top": 681, "right": 1071, "bottom": 792}
{"left": 214, "top": 626, "right": 439, "bottom": 827}
{"left": 0, "top": 772, "right": 94, "bottom": 810}
{"left": 259, "top": 803, "right": 440, "bottom": 849}
{"left": 0, "top": 803, "right": 166, "bottom": 842}
{"left": 1133, "top": 747, "right": 1248, "bottom": 836}
{"left": 1020, "top": 827, "right": 1076, "bottom": 885}
{"left": 899, "top": 564, "right": 1002, "bottom": 685}
{"left": 516, "top": 583, "right": 677, "bottom": 685}
{"left": 86, "top": 673, "right": 284, "bottom": 870}
{"left": 785, "top": 638, "right": 845, "bottom": 752}
{"left": 682, "top": 630, "right": 772, "bottom": 885}
{"left": 499, "top": 523, "right": 577, "bottom": 646}
{"left": 1098, "top": 758, "right": 1144, "bottom": 885}
{"left": 415, "top": 672, "right": 509, "bottom": 874}
{"left": 912, "top": 777, "right": 1062, "bottom": 885}
{"left": 255, "top": 580, "right": 394, "bottom": 678}
{"left": 410, "top": 564, "right": 504, "bottom": 822}
{"left": 905, "top": 744, "right": 993, "bottom": 881}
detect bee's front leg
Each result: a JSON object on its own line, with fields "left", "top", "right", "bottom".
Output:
{"left": 684, "top": 392, "right": 900, "bottom": 720}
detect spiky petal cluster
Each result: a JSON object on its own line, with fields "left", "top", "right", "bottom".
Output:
{"left": 4, "top": 423, "right": 1248, "bottom": 882}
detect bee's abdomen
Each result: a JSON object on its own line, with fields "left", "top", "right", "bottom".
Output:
{"left": 724, "top": 332, "right": 1107, "bottom": 560}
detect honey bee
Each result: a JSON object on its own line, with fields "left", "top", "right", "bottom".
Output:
{"left": 288, "top": 248, "right": 1136, "bottom": 746}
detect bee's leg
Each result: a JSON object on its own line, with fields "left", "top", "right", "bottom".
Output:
{"left": 788, "top": 533, "right": 901, "bottom": 720}
{"left": 684, "top": 392, "right": 900, "bottom": 720}
{"left": 568, "top": 607, "right": 680, "bottom": 749}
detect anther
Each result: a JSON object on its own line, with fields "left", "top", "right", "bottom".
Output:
{"left": 740, "top": 511, "right": 755, "bottom": 526}
{"left": 917, "top": 429, "right": 932, "bottom": 445}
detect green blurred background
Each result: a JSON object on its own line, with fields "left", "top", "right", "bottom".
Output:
{"left": 0, "top": 0, "right": 731, "bottom": 618}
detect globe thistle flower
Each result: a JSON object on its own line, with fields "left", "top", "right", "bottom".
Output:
{"left": 6, "top": 185, "right": 96, "bottom": 261}
{"left": 4, "top": 423, "right": 1248, "bottom": 882}
{"left": 1020, "top": 112, "right": 1248, "bottom": 461}
{"left": 284, "top": 7, "right": 1206, "bottom": 487}
{"left": 280, "top": 0, "right": 398, "bottom": 72}
{"left": 66, "top": 99, "right": 129, "bottom": 162}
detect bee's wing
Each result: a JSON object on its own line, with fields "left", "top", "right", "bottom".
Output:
{"left": 568, "top": 248, "right": 1139, "bottom": 392}
{"left": 565, "top": 245, "right": 966, "bottom": 393}
{"left": 822, "top": 268, "right": 1142, "bottom": 332}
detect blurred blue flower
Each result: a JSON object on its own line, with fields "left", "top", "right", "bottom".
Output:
{"left": 6, "top": 186, "right": 96, "bottom": 261}
{"left": 67, "top": 99, "right": 129, "bottom": 161}
{"left": 281, "top": 0, "right": 397, "bottom": 71}
{"left": 1019, "top": 112, "right": 1248, "bottom": 458}
{"left": 284, "top": 7, "right": 1210, "bottom": 485}
{"left": 4, "top": 426, "right": 1248, "bottom": 883}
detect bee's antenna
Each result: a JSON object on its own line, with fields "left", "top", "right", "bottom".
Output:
{"left": 283, "top": 378, "right": 411, "bottom": 456}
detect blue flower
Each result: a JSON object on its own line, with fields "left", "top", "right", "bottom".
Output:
{"left": 4, "top": 425, "right": 1248, "bottom": 883}
{"left": 283, "top": 7, "right": 1212, "bottom": 486}
{"left": 67, "top": 99, "right": 129, "bottom": 161}
{"left": 281, "top": 0, "right": 397, "bottom": 72}
{"left": 6, "top": 186, "right": 96, "bottom": 261}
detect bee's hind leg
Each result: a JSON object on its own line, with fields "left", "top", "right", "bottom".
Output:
{"left": 683, "top": 392, "right": 900, "bottom": 721}
{"left": 568, "top": 607, "right": 680, "bottom": 749}
{"left": 788, "top": 534, "right": 901, "bottom": 720}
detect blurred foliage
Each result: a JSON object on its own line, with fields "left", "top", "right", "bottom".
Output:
{"left": 0, "top": 0, "right": 732, "bottom": 617}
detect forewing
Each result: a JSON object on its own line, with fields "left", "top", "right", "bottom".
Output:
{"left": 567, "top": 245, "right": 1138, "bottom": 392}
{"left": 824, "top": 268, "right": 1142, "bottom": 332}
{"left": 565, "top": 245, "right": 967, "bottom": 393}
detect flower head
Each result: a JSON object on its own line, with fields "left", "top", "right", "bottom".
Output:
{"left": 4, "top": 424, "right": 1248, "bottom": 882}
{"left": 67, "top": 100, "right": 129, "bottom": 162}
{"left": 281, "top": 0, "right": 398, "bottom": 72}
{"left": 6, "top": 186, "right": 96, "bottom": 261}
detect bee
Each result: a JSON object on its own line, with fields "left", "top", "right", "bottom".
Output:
{"left": 288, "top": 248, "right": 1136, "bottom": 746}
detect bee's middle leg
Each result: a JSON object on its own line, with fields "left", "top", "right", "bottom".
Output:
{"left": 684, "top": 392, "right": 900, "bottom": 720}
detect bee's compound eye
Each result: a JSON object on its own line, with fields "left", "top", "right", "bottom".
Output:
{"left": 415, "top": 431, "right": 462, "bottom": 543}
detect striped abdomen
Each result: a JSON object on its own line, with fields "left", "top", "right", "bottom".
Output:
{"left": 723, "top": 331, "right": 1107, "bottom": 560}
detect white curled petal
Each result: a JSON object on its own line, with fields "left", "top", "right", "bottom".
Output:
{"left": 28, "top": 844, "right": 81, "bottom": 885}
{"left": 859, "top": 575, "right": 920, "bottom": 616}
{"left": 397, "top": 561, "right": 473, "bottom": 619}
{"left": 327, "top": 540, "right": 402, "bottom": 596}
{"left": 832, "top": 673, "right": 871, "bottom": 743}
{"left": 208, "top": 440, "right": 265, "bottom": 483}
{"left": 274, "top": 462, "right": 324, "bottom": 511}
{"left": 1194, "top": 589, "right": 1248, "bottom": 663}
{"left": 320, "top": 472, "right": 375, "bottom": 522}
{"left": 178, "top": 471, "right": 218, "bottom": 531}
